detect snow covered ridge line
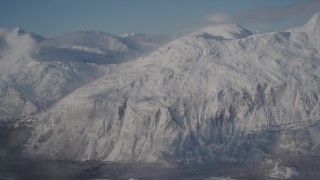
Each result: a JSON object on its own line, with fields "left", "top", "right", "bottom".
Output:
{"left": 22, "top": 12, "right": 320, "bottom": 164}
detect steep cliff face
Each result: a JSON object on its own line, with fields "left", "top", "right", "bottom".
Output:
{"left": 24, "top": 13, "right": 320, "bottom": 163}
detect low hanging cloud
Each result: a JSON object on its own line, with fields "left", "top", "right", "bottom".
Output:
{"left": 234, "top": 0, "right": 320, "bottom": 24}
{"left": 4, "top": 28, "right": 38, "bottom": 58}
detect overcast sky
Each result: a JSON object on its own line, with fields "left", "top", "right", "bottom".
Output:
{"left": 0, "top": 0, "right": 319, "bottom": 37}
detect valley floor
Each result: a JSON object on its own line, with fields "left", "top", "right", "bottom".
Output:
{"left": 0, "top": 155, "right": 320, "bottom": 179}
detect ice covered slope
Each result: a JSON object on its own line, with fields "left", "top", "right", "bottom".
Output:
{"left": 26, "top": 12, "right": 320, "bottom": 163}
{"left": 0, "top": 28, "right": 168, "bottom": 123}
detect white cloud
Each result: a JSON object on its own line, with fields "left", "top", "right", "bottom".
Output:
{"left": 4, "top": 28, "right": 38, "bottom": 58}
{"left": 205, "top": 12, "right": 235, "bottom": 25}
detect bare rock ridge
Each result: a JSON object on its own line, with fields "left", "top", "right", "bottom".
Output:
{"left": 23, "top": 12, "right": 320, "bottom": 164}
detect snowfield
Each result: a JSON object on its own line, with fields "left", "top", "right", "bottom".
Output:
{"left": 1, "top": 11, "right": 320, "bottom": 169}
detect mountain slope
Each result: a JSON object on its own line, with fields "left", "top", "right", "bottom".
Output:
{"left": 25, "top": 13, "right": 320, "bottom": 163}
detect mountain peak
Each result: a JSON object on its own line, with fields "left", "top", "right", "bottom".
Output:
{"left": 197, "top": 23, "right": 252, "bottom": 39}
{"left": 0, "top": 27, "right": 25, "bottom": 36}
{"left": 309, "top": 11, "right": 320, "bottom": 24}
{"left": 13, "top": 27, "right": 25, "bottom": 35}
{"left": 303, "top": 11, "right": 320, "bottom": 30}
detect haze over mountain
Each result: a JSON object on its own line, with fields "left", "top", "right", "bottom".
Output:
{"left": 1, "top": 11, "right": 320, "bottom": 180}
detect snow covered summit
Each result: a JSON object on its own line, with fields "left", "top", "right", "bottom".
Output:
{"left": 198, "top": 23, "right": 252, "bottom": 39}
{"left": 306, "top": 11, "right": 320, "bottom": 27}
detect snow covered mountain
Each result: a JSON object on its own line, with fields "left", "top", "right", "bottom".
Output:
{"left": 0, "top": 28, "right": 168, "bottom": 123}
{"left": 24, "top": 12, "right": 320, "bottom": 164}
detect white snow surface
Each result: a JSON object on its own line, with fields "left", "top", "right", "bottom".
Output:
{"left": 22, "top": 12, "right": 320, "bottom": 164}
